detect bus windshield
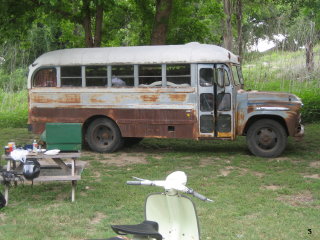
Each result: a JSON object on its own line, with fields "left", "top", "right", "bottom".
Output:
{"left": 231, "top": 65, "right": 244, "bottom": 85}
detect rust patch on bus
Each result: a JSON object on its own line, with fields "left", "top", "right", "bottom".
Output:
{"left": 30, "top": 108, "right": 198, "bottom": 139}
{"left": 140, "top": 94, "right": 159, "bottom": 102}
{"left": 31, "top": 93, "right": 80, "bottom": 104}
{"left": 57, "top": 94, "right": 80, "bottom": 103}
{"left": 90, "top": 94, "right": 105, "bottom": 103}
{"left": 236, "top": 111, "right": 245, "bottom": 135}
{"left": 169, "top": 94, "right": 187, "bottom": 102}
{"left": 32, "top": 95, "right": 54, "bottom": 103}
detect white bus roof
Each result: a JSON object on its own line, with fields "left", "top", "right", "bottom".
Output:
{"left": 31, "top": 42, "right": 239, "bottom": 68}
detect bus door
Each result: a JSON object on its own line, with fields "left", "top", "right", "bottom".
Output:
{"left": 198, "top": 64, "right": 215, "bottom": 137}
{"left": 198, "top": 64, "right": 234, "bottom": 138}
{"left": 215, "top": 64, "right": 234, "bottom": 138}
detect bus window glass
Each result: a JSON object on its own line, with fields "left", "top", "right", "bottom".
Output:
{"left": 200, "top": 68, "right": 213, "bottom": 87}
{"left": 217, "top": 69, "right": 229, "bottom": 87}
{"left": 139, "top": 65, "right": 162, "bottom": 87}
{"left": 237, "top": 66, "right": 244, "bottom": 84}
{"left": 33, "top": 68, "right": 57, "bottom": 87}
{"left": 61, "top": 66, "right": 82, "bottom": 87}
{"left": 200, "top": 115, "right": 214, "bottom": 133}
{"left": 232, "top": 66, "right": 240, "bottom": 85}
{"left": 112, "top": 65, "right": 134, "bottom": 87}
{"left": 86, "top": 66, "right": 107, "bottom": 87}
{"left": 166, "top": 64, "right": 190, "bottom": 87}
{"left": 200, "top": 93, "right": 214, "bottom": 111}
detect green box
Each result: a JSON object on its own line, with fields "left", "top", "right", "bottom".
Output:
{"left": 44, "top": 123, "right": 82, "bottom": 151}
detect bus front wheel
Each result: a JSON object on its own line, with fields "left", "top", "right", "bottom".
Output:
{"left": 246, "top": 119, "right": 287, "bottom": 158}
{"left": 86, "top": 118, "right": 123, "bottom": 153}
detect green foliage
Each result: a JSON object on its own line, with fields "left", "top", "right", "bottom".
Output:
{"left": 0, "top": 68, "right": 27, "bottom": 91}
{"left": 243, "top": 47, "right": 320, "bottom": 122}
{"left": 167, "top": 0, "right": 224, "bottom": 44}
{"left": 0, "top": 90, "right": 28, "bottom": 128}
{"left": 299, "top": 91, "right": 320, "bottom": 123}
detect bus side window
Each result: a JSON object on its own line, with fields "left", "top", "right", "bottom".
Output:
{"left": 139, "top": 65, "right": 162, "bottom": 87}
{"left": 111, "top": 65, "right": 134, "bottom": 87}
{"left": 61, "top": 66, "right": 82, "bottom": 87}
{"left": 86, "top": 66, "right": 107, "bottom": 87}
{"left": 166, "top": 64, "right": 191, "bottom": 87}
{"left": 33, "top": 68, "right": 57, "bottom": 87}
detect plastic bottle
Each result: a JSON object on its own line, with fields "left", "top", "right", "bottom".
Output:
{"left": 32, "top": 140, "right": 38, "bottom": 152}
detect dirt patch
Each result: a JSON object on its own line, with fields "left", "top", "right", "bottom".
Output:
{"left": 303, "top": 174, "right": 320, "bottom": 180}
{"left": 310, "top": 161, "right": 320, "bottom": 168}
{"left": 277, "top": 191, "right": 314, "bottom": 206}
{"left": 0, "top": 213, "right": 6, "bottom": 221}
{"left": 252, "top": 171, "right": 265, "bottom": 178}
{"left": 56, "top": 191, "right": 69, "bottom": 201}
{"left": 90, "top": 212, "right": 106, "bottom": 225}
{"left": 261, "top": 185, "right": 282, "bottom": 191}
{"left": 267, "top": 157, "right": 291, "bottom": 163}
{"left": 99, "top": 153, "right": 149, "bottom": 166}
{"left": 199, "top": 157, "right": 222, "bottom": 167}
{"left": 218, "top": 166, "right": 235, "bottom": 177}
{"left": 218, "top": 166, "right": 263, "bottom": 178}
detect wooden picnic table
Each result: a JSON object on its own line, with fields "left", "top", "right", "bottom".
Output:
{"left": 1, "top": 152, "right": 84, "bottom": 205}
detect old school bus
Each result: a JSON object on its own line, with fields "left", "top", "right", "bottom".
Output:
{"left": 28, "top": 42, "right": 304, "bottom": 157}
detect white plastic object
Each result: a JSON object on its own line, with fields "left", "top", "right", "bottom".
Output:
{"left": 10, "top": 149, "right": 29, "bottom": 163}
{"left": 44, "top": 149, "right": 60, "bottom": 155}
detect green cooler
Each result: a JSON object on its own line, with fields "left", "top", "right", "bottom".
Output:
{"left": 42, "top": 123, "right": 82, "bottom": 151}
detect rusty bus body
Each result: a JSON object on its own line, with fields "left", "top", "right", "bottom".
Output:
{"left": 28, "top": 43, "right": 304, "bottom": 157}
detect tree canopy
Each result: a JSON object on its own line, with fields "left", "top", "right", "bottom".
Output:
{"left": 0, "top": 0, "right": 319, "bottom": 70}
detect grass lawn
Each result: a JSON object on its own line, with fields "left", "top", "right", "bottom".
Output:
{"left": 0, "top": 123, "right": 319, "bottom": 240}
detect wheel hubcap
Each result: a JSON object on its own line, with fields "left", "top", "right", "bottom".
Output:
{"left": 256, "top": 127, "right": 277, "bottom": 150}
{"left": 94, "top": 126, "right": 114, "bottom": 146}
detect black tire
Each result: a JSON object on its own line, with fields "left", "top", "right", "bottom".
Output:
{"left": 123, "top": 137, "right": 144, "bottom": 147}
{"left": 86, "top": 118, "right": 123, "bottom": 153}
{"left": 246, "top": 119, "right": 287, "bottom": 158}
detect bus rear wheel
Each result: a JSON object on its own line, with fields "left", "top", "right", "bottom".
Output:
{"left": 86, "top": 118, "right": 123, "bottom": 153}
{"left": 246, "top": 119, "right": 287, "bottom": 158}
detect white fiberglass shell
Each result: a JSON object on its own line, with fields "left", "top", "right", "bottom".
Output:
{"left": 145, "top": 193, "right": 200, "bottom": 240}
{"left": 29, "top": 42, "right": 238, "bottom": 71}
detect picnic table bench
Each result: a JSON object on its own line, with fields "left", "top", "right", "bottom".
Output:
{"left": 1, "top": 152, "right": 85, "bottom": 205}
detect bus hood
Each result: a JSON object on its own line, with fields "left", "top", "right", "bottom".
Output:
{"left": 246, "top": 91, "right": 302, "bottom": 105}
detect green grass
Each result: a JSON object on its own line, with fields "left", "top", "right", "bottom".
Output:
{"left": 0, "top": 123, "right": 320, "bottom": 239}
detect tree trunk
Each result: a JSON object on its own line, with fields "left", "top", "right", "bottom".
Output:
{"left": 151, "top": 0, "right": 173, "bottom": 45}
{"left": 236, "top": 0, "right": 243, "bottom": 58}
{"left": 82, "top": 0, "right": 104, "bottom": 48}
{"left": 306, "top": 41, "right": 314, "bottom": 72}
{"left": 94, "top": 4, "right": 103, "bottom": 47}
{"left": 83, "top": 0, "right": 94, "bottom": 47}
{"left": 223, "top": 0, "right": 233, "bottom": 51}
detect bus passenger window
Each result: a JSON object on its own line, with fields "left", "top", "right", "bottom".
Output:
{"left": 166, "top": 64, "right": 190, "bottom": 87}
{"left": 111, "top": 65, "right": 134, "bottom": 87}
{"left": 139, "top": 65, "right": 162, "bottom": 87}
{"left": 33, "top": 68, "right": 57, "bottom": 87}
{"left": 86, "top": 66, "right": 107, "bottom": 87}
{"left": 61, "top": 66, "right": 82, "bottom": 87}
